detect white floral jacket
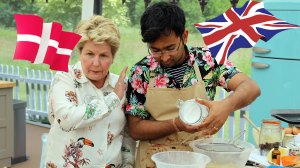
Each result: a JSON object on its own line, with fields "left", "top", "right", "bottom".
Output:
{"left": 43, "top": 61, "right": 135, "bottom": 168}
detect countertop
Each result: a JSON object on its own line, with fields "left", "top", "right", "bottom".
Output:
{"left": 0, "top": 80, "right": 16, "bottom": 88}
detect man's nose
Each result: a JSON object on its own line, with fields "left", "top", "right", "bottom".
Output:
{"left": 160, "top": 52, "right": 170, "bottom": 62}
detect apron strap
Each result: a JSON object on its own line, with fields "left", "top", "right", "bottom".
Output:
{"left": 193, "top": 61, "right": 203, "bottom": 80}
{"left": 149, "top": 72, "right": 155, "bottom": 88}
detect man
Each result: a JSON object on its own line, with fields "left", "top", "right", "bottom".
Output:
{"left": 125, "top": 2, "right": 260, "bottom": 168}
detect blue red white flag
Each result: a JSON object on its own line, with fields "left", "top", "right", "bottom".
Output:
{"left": 13, "top": 14, "right": 81, "bottom": 72}
{"left": 195, "top": 0, "right": 300, "bottom": 65}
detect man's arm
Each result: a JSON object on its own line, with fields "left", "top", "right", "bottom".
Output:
{"left": 224, "top": 73, "right": 261, "bottom": 111}
{"left": 127, "top": 115, "right": 200, "bottom": 140}
{"left": 127, "top": 116, "right": 175, "bottom": 140}
{"left": 196, "top": 73, "right": 261, "bottom": 135}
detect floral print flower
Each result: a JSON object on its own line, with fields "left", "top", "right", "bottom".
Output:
{"left": 225, "top": 60, "right": 234, "bottom": 68}
{"left": 155, "top": 74, "right": 169, "bottom": 88}
{"left": 46, "top": 162, "right": 57, "bottom": 168}
{"left": 219, "top": 76, "right": 227, "bottom": 88}
{"left": 188, "top": 53, "right": 195, "bottom": 66}
{"left": 74, "top": 69, "right": 82, "bottom": 79}
{"left": 73, "top": 79, "right": 82, "bottom": 88}
{"left": 126, "top": 104, "right": 134, "bottom": 112}
{"left": 107, "top": 131, "right": 114, "bottom": 145}
{"left": 134, "top": 66, "right": 143, "bottom": 75}
{"left": 191, "top": 78, "right": 198, "bottom": 85}
{"left": 84, "top": 104, "right": 96, "bottom": 120}
{"left": 62, "top": 138, "right": 94, "bottom": 168}
{"left": 132, "top": 74, "right": 145, "bottom": 94}
{"left": 203, "top": 50, "right": 215, "bottom": 68}
{"left": 148, "top": 56, "right": 159, "bottom": 71}
{"left": 65, "top": 91, "right": 78, "bottom": 105}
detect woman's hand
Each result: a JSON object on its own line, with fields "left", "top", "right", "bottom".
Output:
{"left": 114, "top": 66, "right": 128, "bottom": 100}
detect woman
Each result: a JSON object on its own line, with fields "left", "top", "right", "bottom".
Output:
{"left": 43, "top": 16, "right": 135, "bottom": 168}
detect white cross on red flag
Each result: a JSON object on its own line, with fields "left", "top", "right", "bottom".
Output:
{"left": 13, "top": 14, "right": 81, "bottom": 72}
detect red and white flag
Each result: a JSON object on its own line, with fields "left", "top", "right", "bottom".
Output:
{"left": 14, "top": 14, "right": 81, "bottom": 72}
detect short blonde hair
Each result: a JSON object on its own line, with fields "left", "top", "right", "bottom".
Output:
{"left": 75, "top": 15, "right": 120, "bottom": 57}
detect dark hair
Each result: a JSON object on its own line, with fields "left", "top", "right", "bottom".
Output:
{"left": 140, "top": 2, "right": 186, "bottom": 43}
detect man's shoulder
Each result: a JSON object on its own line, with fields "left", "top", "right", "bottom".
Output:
{"left": 186, "top": 45, "right": 207, "bottom": 61}
{"left": 134, "top": 55, "right": 151, "bottom": 65}
{"left": 130, "top": 55, "right": 153, "bottom": 71}
{"left": 187, "top": 45, "right": 208, "bottom": 54}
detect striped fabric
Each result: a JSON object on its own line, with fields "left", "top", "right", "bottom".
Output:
{"left": 164, "top": 61, "right": 188, "bottom": 86}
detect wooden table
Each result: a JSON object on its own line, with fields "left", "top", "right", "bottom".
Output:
{"left": 0, "top": 81, "right": 15, "bottom": 168}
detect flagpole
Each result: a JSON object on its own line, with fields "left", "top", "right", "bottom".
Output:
{"left": 230, "top": 0, "right": 239, "bottom": 8}
{"left": 94, "top": 0, "right": 103, "bottom": 15}
{"left": 199, "top": 0, "right": 208, "bottom": 13}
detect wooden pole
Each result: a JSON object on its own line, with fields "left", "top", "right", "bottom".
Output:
{"left": 230, "top": 0, "right": 239, "bottom": 8}
{"left": 199, "top": 0, "right": 208, "bottom": 13}
{"left": 94, "top": 0, "right": 102, "bottom": 15}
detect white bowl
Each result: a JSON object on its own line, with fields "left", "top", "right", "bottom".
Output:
{"left": 151, "top": 151, "right": 211, "bottom": 168}
{"left": 190, "top": 138, "right": 254, "bottom": 168}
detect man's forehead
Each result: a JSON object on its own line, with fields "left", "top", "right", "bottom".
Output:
{"left": 149, "top": 35, "right": 179, "bottom": 48}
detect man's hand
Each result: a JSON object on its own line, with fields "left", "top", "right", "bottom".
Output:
{"left": 195, "top": 98, "right": 232, "bottom": 135}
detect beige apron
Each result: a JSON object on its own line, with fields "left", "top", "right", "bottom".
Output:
{"left": 136, "top": 63, "right": 208, "bottom": 168}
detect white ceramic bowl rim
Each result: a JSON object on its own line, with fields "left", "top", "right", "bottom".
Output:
{"left": 151, "top": 151, "right": 211, "bottom": 166}
{"left": 190, "top": 138, "right": 255, "bottom": 154}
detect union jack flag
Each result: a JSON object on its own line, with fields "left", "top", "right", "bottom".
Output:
{"left": 195, "top": 0, "right": 300, "bottom": 65}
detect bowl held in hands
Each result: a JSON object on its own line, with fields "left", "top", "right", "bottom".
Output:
{"left": 177, "top": 99, "right": 208, "bottom": 125}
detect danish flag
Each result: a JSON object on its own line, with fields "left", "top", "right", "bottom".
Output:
{"left": 195, "top": 0, "right": 300, "bottom": 65}
{"left": 13, "top": 14, "right": 81, "bottom": 72}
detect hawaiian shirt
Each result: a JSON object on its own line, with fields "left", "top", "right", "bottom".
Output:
{"left": 44, "top": 61, "right": 135, "bottom": 168}
{"left": 125, "top": 45, "right": 240, "bottom": 120}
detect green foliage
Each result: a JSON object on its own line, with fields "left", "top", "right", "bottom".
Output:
{"left": 202, "top": 0, "right": 253, "bottom": 21}
{"left": 37, "top": 0, "right": 82, "bottom": 31}
{"left": 132, "top": 1, "right": 148, "bottom": 26}
{"left": 123, "top": 0, "right": 138, "bottom": 26}
{"left": 236, "top": 0, "right": 251, "bottom": 7}
{"left": 0, "top": 0, "right": 38, "bottom": 28}
{"left": 103, "top": 0, "right": 130, "bottom": 26}
{"left": 203, "top": 0, "right": 231, "bottom": 21}
{"left": 179, "top": 0, "right": 204, "bottom": 33}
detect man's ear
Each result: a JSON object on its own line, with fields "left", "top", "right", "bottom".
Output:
{"left": 182, "top": 29, "right": 188, "bottom": 44}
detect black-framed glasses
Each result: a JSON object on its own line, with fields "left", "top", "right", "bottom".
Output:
{"left": 148, "top": 38, "right": 182, "bottom": 58}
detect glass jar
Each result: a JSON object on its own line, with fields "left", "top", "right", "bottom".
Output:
{"left": 259, "top": 119, "right": 282, "bottom": 156}
{"left": 177, "top": 99, "right": 208, "bottom": 125}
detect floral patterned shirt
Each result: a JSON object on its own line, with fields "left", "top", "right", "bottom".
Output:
{"left": 125, "top": 45, "right": 240, "bottom": 120}
{"left": 44, "top": 61, "right": 135, "bottom": 168}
